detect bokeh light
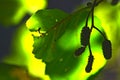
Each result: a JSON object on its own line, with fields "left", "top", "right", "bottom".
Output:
{"left": 21, "top": 0, "right": 47, "bottom": 13}
{"left": 4, "top": 25, "right": 50, "bottom": 80}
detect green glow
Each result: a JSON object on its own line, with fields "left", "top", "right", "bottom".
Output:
{"left": 58, "top": 37, "right": 106, "bottom": 80}
{"left": 21, "top": 0, "right": 47, "bottom": 13}
{"left": 4, "top": 26, "right": 29, "bottom": 66}
{"left": 95, "top": 2, "right": 120, "bottom": 41}
{"left": 20, "top": 26, "right": 50, "bottom": 80}
{"left": 4, "top": 25, "right": 50, "bottom": 80}
{"left": 12, "top": 7, "right": 26, "bottom": 25}
{"left": 57, "top": 30, "right": 80, "bottom": 50}
{"left": 70, "top": 47, "right": 106, "bottom": 80}
{"left": 57, "top": 18, "right": 106, "bottom": 79}
{"left": 94, "top": 3, "right": 120, "bottom": 79}
{"left": 26, "top": 16, "right": 42, "bottom": 30}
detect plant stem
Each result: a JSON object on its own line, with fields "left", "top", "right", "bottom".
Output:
{"left": 93, "top": 26, "right": 107, "bottom": 39}
{"left": 91, "top": 0, "right": 97, "bottom": 28}
{"left": 88, "top": 0, "right": 97, "bottom": 56}
{"left": 85, "top": 9, "right": 91, "bottom": 27}
{"left": 91, "top": 0, "right": 107, "bottom": 39}
{"left": 85, "top": 0, "right": 103, "bottom": 27}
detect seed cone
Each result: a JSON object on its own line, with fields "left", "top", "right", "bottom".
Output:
{"left": 81, "top": 27, "right": 91, "bottom": 47}
{"left": 102, "top": 39, "right": 112, "bottom": 59}
{"left": 85, "top": 55, "right": 94, "bottom": 73}
{"left": 75, "top": 47, "right": 85, "bottom": 56}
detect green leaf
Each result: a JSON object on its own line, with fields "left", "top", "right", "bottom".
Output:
{"left": 26, "top": 9, "right": 69, "bottom": 31}
{"left": 27, "top": 9, "right": 69, "bottom": 62}
{"left": 26, "top": 8, "right": 107, "bottom": 79}
{"left": 26, "top": 8, "right": 88, "bottom": 76}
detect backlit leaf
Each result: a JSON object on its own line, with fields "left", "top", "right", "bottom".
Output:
{"left": 26, "top": 8, "right": 88, "bottom": 77}
{"left": 26, "top": 8, "right": 107, "bottom": 80}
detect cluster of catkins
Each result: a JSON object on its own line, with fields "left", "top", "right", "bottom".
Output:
{"left": 75, "top": 26, "right": 112, "bottom": 72}
{"left": 75, "top": 0, "right": 112, "bottom": 73}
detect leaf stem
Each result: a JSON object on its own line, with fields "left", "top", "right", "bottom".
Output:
{"left": 85, "top": 0, "right": 103, "bottom": 27}
{"left": 88, "top": 0, "right": 97, "bottom": 55}
{"left": 93, "top": 26, "right": 107, "bottom": 39}
{"left": 85, "top": 9, "right": 91, "bottom": 27}
{"left": 91, "top": 0, "right": 97, "bottom": 28}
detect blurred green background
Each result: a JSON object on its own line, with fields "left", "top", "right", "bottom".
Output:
{"left": 0, "top": 0, "right": 120, "bottom": 80}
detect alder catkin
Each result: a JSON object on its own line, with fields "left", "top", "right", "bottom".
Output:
{"left": 81, "top": 27, "right": 91, "bottom": 47}
{"left": 75, "top": 47, "right": 85, "bottom": 56}
{"left": 85, "top": 55, "right": 94, "bottom": 73}
{"left": 102, "top": 39, "right": 112, "bottom": 59}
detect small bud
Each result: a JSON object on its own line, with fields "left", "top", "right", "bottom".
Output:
{"left": 85, "top": 55, "right": 94, "bottom": 73}
{"left": 81, "top": 27, "right": 91, "bottom": 47}
{"left": 87, "top": 2, "right": 93, "bottom": 7}
{"left": 102, "top": 39, "right": 112, "bottom": 59}
{"left": 75, "top": 47, "right": 85, "bottom": 56}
